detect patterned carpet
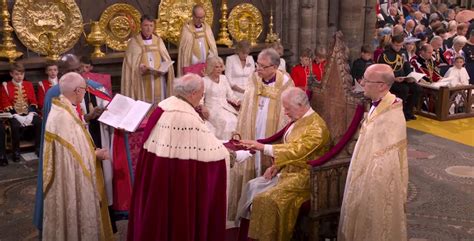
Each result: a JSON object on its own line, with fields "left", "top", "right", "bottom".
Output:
{"left": 0, "top": 128, "right": 472, "bottom": 241}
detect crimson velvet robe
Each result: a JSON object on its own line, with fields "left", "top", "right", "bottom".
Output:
{"left": 127, "top": 96, "right": 229, "bottom": 241}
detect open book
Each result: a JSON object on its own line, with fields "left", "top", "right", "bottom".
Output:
{"left": 98, "top": 94, "right": 152, "bottom": 132}
{"left": 148, "top": 60, "right": 174, "bottom": 74}
{"left": 403, "top": 72, "right": 426, "bottom": 83}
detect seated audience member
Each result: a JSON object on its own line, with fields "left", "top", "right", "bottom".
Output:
{"left": 444, "top": 35, "right": 467, "bottom": 65}
{"left": 378, "top": 34, "right": 423, "bottom": 120}
{"left": 374, "top": 35, "right": 392, "bottom": 62}
{"left": 430, "top": 36, "right": 448, "bottom": 65}
{"left": 411, "top": 44, "right": 442, "bottom": 83}
{"left": 37, "top": 62, "right": 59, "bottom": 111}
{"left": 445, "top": 23, "right": 468, "bottom": 49}
{"left": 435, "top": 56, "right": 472, "bottom": 113}
{"left": 236, "top": 87, "right": 331, "bottom": 241}
{"left": 384, "top": 6, "right": 399, "bottom": 26}
{"left": 446, "top": 20, "right": 457, "bottom": 39}
{"left": 392, "top": 24, "right": 405, "bottom": 36}
{"left": 462, "top": 30, "right": 474, "bottom": 63}
{"left": 313, "top": 46, "right": 327, "bottom": 81}
{"left": 202, "top": 57, "right": 240, "bottom": 140}
{"left": 404, "top": 37, "right": 420, "bottom": 62}
{"left": 404, "top": 19, "right": 416, "bottom": 37}
{"left": 225, "top": 40, "right": 255, "bottom": 100}
{"left": 0, "top": 63, "right": 42, "bottom": 160}
{"left": 436, "top": 56, "right": 470, "bottom": 87}
{"left": 290, "top": 48, "right": 316, "bottom": 89}
{"left": 351, "top": 45, "right": 374, "bottom": 82}
{"left": 269, "top": 41, "right": 287, "bottom": 72}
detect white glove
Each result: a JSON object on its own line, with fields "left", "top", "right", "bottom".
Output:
{"left": 235, "top": 150, "right": 253, "bottom": 163}
{"left": 13, "top": 114, "right": 27, "bottom": 127}
{"left": 23, "top": 112, "right": 35, "bottom": 126}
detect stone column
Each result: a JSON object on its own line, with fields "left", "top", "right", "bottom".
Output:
{"left": 300, "top": 0, "right": 314, "bottom": 56}
{"left": 339, "top": 0, "right": 365, "bottom": 60}
{"left": 288, "top": 0, "right": 300, "bottom": 64}
{"left": 363, "top": 0, "right": 377, "bottom": 46}
{"left": 317, "top": 0, "right": 329, "bottom": 49}
{"left": 328, "top": 0, "right": 339, "bottom": 48}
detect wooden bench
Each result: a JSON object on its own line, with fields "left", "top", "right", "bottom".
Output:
{"left": 415, "top": 84, "right": 474, "bottom": 121}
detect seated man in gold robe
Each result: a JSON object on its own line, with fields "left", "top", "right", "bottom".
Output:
{"left": 177, "top": 4, "right": 218, "bottom": 76}
{"left": 227, "top": 48, "right": 293, "bottom": 223}
{"left": 237, "top": 87, "right": 331, "bottom": 241}
{"left": 121, "top": 15, "right": 175, "bottom": 103}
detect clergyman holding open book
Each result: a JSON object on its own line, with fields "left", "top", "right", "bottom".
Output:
{"left": 121, "top": 14, "right": 175, "bottom": 104}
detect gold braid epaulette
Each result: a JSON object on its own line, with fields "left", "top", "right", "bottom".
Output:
{"left": 383, "top": 53, "right": 404, "bottom": 72}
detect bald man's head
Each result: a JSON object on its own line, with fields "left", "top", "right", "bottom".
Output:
{"left": 361, "top": 64, "right": 394, "bottom": 100}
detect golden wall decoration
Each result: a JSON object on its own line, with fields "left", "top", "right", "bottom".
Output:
{"left": 99, "top": 3, "right": 141, "bottom": 52}
{"left": 228, "top": 3, "right": 263, "bottom": 43}
{"left": 11, "top": 0, "right": 83, "bottom": 59}
{"left": 156, "top": 0, "right": 214, "bottom": 46}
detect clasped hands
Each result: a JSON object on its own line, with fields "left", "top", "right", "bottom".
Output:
{"left": 13, "top": 112, "right": 36, "bottom": 127}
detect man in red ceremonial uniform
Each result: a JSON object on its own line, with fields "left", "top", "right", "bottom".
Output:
{"left": 37, "top": 62, "right": 59, "bottom": 111}
{"left": 290, "top": 48, "right": 317, "bottom": 89}
{"left": 127, "top": 73, "right": 229, "bottom": 241}
{"left": 410, "top": 43, "right": 442, "bottom": 83}
{"left": 1, "top": 63, "right": 41, "bottom": 161}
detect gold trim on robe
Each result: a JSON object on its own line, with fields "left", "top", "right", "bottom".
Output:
{"left": 42, "top": 96, "right": 113, "bottom": 241}
{"left": 227, "top": 71, "right": 293, "bottom": 221}
{"left": 177, "top": 21, "right": 218, "bottom": 76}
{"left": 121, "top": 33, "right": 175, "bottom": 102}
{"left": 248, "top": 111, "right": 331, "bottom": 241}
{"left": 338, "top": 92, "right": 408, "bottom": 241}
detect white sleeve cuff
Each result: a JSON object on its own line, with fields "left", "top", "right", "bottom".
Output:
{"left": 263, "top": 144, "right": 274, "bottom": 157}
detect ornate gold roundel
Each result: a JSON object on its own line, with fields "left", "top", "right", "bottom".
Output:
{"left": 156, "top": 0, "right": 214, "bottom": 46}
{"left": 12, "top": 0, "right": 83, "bottom": 56}
{"left": 99, "top": 3, "right": 141, "bottom": 52}
{"left": 228, "top": 3, "right": 263, "bottom": 42}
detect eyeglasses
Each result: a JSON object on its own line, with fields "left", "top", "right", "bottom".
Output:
{"left": 255, "top": 63, "right": 275, "bottom": 69}
{"left": 361, "top": 77, "right": 385, "bottom": 84}
{"left": 75, "top": 86, "right": 87, "bottom": 92}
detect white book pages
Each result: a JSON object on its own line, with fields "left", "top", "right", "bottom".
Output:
{"left": 119, "top": 100, "right": 152, "bottom": 132}
{"left": 149, "top": 61, "right": 174, "bottom": 73}
{"left": 98, "top": 94, "right": 134, "bottom": 129}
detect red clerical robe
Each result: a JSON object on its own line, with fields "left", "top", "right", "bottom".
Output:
{"left": 127, "top": 96, "right": 229, "bottom": 241}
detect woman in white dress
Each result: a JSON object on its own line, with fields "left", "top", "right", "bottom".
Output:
{"left": 203, "top": 57, "right": 240, "bottom": 140}
{"left": 225, "top": 40, "right": 255, "bottom": 100}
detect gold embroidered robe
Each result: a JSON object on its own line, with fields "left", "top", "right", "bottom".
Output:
{"left": 42, "top": 96, "right": 113, "bottom": 241}
{"left": 248, "top": 111, "right": 331, "bottom": 241}
{"left": 338, "top": 92, "right": 408, "bottom": 241}
{"left": 121, "top": 34, "right": 175, "bottom": 103}
{"left": 227, "top": 71, "right": 293, "bottom": 221}
{"left": 177, "top": 21, "right": 218, "bottom": 76}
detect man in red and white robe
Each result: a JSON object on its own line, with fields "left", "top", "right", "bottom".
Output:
{"left": 127, "top": 73, "right": 229, "bottom": 241}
